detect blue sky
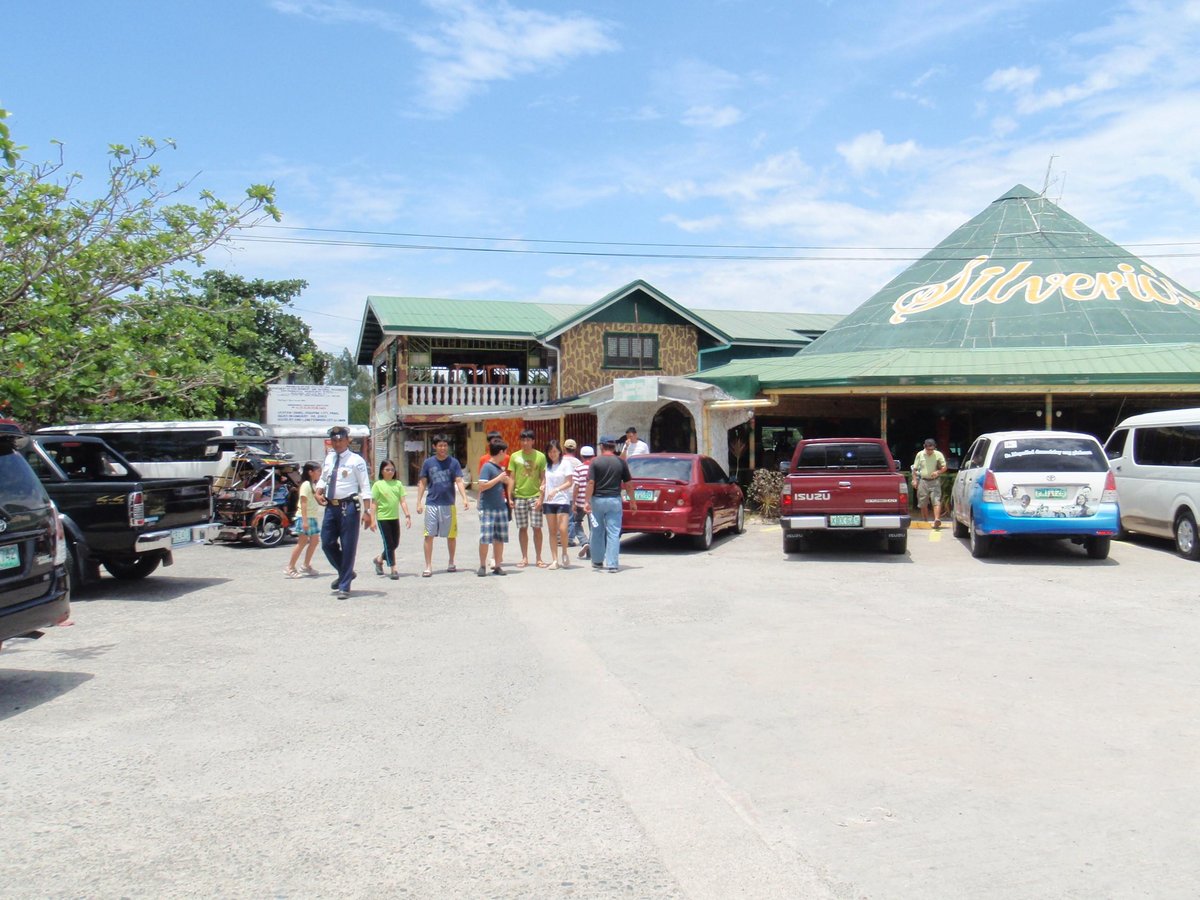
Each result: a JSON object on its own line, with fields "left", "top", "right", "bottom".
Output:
{"left": 5, "top": 0, "right": 1200, "bottom": 355}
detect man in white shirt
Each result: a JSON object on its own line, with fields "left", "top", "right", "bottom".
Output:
{"left": 315, "top": 425, "right": 374, "bottom": 598}
{"left": 620, "top": 427, "right": 649, "bottom": 459}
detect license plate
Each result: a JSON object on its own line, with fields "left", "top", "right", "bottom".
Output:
{"left": 171, "top": 527, "right": 195, "bottom": 546}
{"left": 0, "top": 545, "right": 19, "bottom": 571}
{"left": 829, "top": 514, "right": 861, "bottom": 527}
{"left": 1033, "top": 487, "right": 1068, "bottom": 500}
{"left": 633, "top": 489, "right": 656, "bottom": 502}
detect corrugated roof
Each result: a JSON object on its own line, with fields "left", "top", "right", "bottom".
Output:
{"left": 695, "top": 343, "right": 1200, "bottom": 389}
{"left": 362, "top": 291, "right": 842, "bottom": 345}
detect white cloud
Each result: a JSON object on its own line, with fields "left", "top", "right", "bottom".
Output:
{"left": 660, "top": 213, "right": 725, "bottom": 233}
{"left": 269, "top": 0, "right": 404, "bottom": 31}
{"left": 663, "top": 150, "right": 811, "bottom": 202}
{"left": 411, "top": 0, "right": 619, "bottom": 114}
{"left": 837, "top": 131, "right": 919, "bottom": 174}
{"left": 681, "top": 105, "right": 743, "bottom": 129}
{"left": 985, "top": 65, "right": 1040, "bottom": 92}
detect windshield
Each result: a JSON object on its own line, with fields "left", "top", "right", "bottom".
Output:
{"left": 0, "top": 445, "right": 49, "bottom": 509}
{"left": 795, "top": 443, "right": 889, "bottom": 469}
{"left": 626, "top": 457, "right": 693, "bottom": 482}
{"left": 991, "top": 437, "right": 1108, "bottom": 473}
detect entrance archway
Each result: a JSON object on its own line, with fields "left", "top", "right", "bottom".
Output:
{"left": 651, "top": 402, "right": 696, "bottom": 452}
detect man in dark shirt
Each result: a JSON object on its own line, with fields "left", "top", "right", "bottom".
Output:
{"left": 584, "top": 438, "right": 637, "bottom": 573}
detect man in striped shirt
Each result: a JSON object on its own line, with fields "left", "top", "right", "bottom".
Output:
{"left": 572, "top": 445, "right": 595, "bottom": 559}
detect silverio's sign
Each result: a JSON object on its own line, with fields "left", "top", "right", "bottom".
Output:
{"left": 890, "top": 255, "right": 1200, "bottom": 324}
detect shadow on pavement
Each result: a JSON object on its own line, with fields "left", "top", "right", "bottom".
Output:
{"left": 73, "top": 575, "right": 232, "bottom": 603}
{"left": 0, "top": 666, "right": 93, "bottom": 722}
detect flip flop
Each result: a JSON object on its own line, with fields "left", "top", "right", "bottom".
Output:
{"left": 516, "top": 560, "right": 528, "bottom": 569}
{"left": 421, "top": 569, "right": 432, "bottom": 578}
{"left": 446, "top": 564, "right": 457, "bottom": 573}
{"left": 535, "top": 561, "right": 549, "bottom": 568}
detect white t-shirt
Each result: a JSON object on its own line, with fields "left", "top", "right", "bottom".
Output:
{"left": 623, "top": 439, "right": 650, "bottom": 457}
{"left": 543, "top": 458, "right": 576, "bottom": 505}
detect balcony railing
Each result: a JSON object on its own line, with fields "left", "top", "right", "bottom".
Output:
{"left": 406, "top": 383, "right": 548, "bottom": 408}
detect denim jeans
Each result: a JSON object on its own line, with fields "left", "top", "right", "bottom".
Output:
{"left": 321, "top": 501, "right": 361, "bottom": 590}
{"left": 589, "top": 496, "right": 623, "bottom": 570}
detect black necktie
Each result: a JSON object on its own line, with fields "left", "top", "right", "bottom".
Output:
{"left": 327, "top": 452, "right": 341, "bottom": 499}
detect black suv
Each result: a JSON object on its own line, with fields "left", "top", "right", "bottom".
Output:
{"left": 0, "top": 421, "right": 70, "bottom": 652}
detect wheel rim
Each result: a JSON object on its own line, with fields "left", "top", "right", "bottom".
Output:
{"left": 1178, "top": 517, "right": 1196, "bottom": 554}
{"left": 258, "top": 516, "right": 283, "bottom": 545}
{"left": 704, "top": 515, "right": 713, "bottom": 546}
{"left": 736, "top": 505, "right": 745, "bottom": 532}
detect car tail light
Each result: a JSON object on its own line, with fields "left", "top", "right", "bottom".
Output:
{"left": 128, "top": 490, "right": 146, "bottom": 527}
{"left": 780, "top": 481, "right": 792, "bottom": 509}
{"left": 898, "top": 477, "right": 909, "bottom": 503}
{"left": 50, "top": 501, "right": 67, "bottom": 565}
{"left": 982, "top": 470, "right": 1002, "bottom": 503}
{"left": 1101, "top": 470, "right": 1118, "bottom": 503}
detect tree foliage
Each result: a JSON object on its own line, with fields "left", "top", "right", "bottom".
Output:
{"left": 0, "top": 107, "right": 312, "bottom": 426}
{"left": 325, "top": 348, "right": 376, "bottom": 425}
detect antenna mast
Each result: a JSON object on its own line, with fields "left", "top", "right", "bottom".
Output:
{"left": 1041, "top": 155, "right": 1058, "bottom": 195}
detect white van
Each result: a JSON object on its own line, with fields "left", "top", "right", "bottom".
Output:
{"left": 1104, "top": 408, "right": 1200, "bottom": 559}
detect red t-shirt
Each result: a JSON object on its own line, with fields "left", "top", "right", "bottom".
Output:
{"left": 478, "top": 451, "right": 509, "bottom": 474}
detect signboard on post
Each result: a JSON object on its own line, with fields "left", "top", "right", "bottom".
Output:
{"left": 612, "top": 376, "right": 659, "bottom": 402}
{"left": 266, "top": 385, "right": 349, "bottom": 426}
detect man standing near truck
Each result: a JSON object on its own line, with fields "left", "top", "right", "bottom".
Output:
{"left": 911, "top": 438, "right": 948, "bottom": 528}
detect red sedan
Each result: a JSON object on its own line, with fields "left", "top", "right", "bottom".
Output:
{"left": 620, "top": 453, "right": 745, "bottom": 550}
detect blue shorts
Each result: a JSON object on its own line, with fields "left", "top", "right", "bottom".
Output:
{"left": 297, "top": 517, "right": 320, "bottom": 536}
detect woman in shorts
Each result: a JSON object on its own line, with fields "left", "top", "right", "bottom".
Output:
{"left": 285, "top": 462, "right": 323, "bottom": 578}
{"left": 542, "top": 439, "right": 575, "bottom": 569}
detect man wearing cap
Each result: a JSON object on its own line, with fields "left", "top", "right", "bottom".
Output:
{"left": 571, "top": 445, "right": 595, "bottom": 558}
{"left": 315, "top": 426, "right": 374, "bottom": 599}
{"left": 562, "top": 439, "right": 582, "bottom": 546}
{"left": 585, "top": 438, "right": 637, "bottom": 572}
{"left": 911, "top": 438, "right": 948, "bottom": 528}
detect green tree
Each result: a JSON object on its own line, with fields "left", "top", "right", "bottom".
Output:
{"left": 0, "top": 108, "right": 282, "bottom": 426}
{"left": 326, "top": 348, "right": 375, "bottom": 425}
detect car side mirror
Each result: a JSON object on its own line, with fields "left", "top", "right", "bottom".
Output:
{"left": 778, "top": 460, "right": 790, "bottom": 472}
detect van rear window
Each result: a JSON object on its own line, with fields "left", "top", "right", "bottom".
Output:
{"left": 992, "top": 438, "right": 1108, "bottom": 473}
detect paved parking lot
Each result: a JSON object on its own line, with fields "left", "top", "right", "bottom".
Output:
{"left": 3, "top": 516, "right": 1199, "bottom": 899}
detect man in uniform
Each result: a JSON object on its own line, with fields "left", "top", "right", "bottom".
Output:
{"left": 315, "top": 425, "right": 374, "bottom": 599}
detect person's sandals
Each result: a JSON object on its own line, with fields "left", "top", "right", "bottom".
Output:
{"left": 284, "top": 567, "right": 300, "bottom": 578}
{"left": 517, "top": 560, "right": 528, "bottom": 569}
{"left": 547, "top": 561, "right": 559, "bottom": 570}
{"left": 492, "top": 566, "right": 507, "bottom": 576}
{"left": 302, "top": 565, "right": 319, "bottom": 577}
{"left": 374, "top": 558, "right": 384, "bottom": 576}
{"left": 390, "top": 571, "right": 400, "bottom": 580}
{"left": 446, "top": 564, "right": 457, "bottom": 573}
{"left": 561, "top": 552, "right": 570, "bottom": 568}
{"left": 476, "top": 566, "right": 488, "bottom": 577}
{"left": 421, "top": 568, "right": 432, "bottom": 578}
{"left": 535, "top": 560, "right": 549, "bottom": 568}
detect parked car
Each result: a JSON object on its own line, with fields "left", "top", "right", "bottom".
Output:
{"left": 1103, "top": 407, "right": 1200, "bottom": 559}
{"left": 620, "top": 453, "right": 744, "bottom": 549}
{"left": 0, "top": 422, "right": 71, "bottom": 653}
{"left": 25, "top": 435, "right": 217, "bottom": 584}
{"left": 778, "top": 437, "right": 911, "bottom": 555}
{"left": 951, "top": 430, "right": 1119, "bottom": 559}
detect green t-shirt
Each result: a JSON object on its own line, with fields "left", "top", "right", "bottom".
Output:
{"left": 912, "top": 449, "right": 946, "bottom": 479}
{"left": 371, "top": 478, "right": 407, "bottom": 520}
{"left": 507, "top": 449, "right": 547, "bottom": 499}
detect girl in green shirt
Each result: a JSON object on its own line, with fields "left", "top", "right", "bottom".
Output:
{"left": 371, "top": 459, "right": 411, "bottom": 579}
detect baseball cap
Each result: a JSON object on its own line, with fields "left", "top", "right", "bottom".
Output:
{"left": 563, "top": 439, "right": 577, "bottom": 450}
{"left": 580, "top": 445, "right": 595, "bottom": 457}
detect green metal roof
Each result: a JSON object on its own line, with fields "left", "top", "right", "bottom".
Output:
{"left": 695, "top": 343, "right": 1200, "bottom": 397}
{"left": 357, "top": 284, "right": 843, "bottom": 363}
{"left": 805, "top": 184, "right": 1200, "bottom": 355}
{"left": 537, "top": 280, "right": 731, "bottom": 343}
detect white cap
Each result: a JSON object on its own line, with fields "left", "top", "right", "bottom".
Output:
{"left": 580, "top": 445, "right": 595, "bottom": 457}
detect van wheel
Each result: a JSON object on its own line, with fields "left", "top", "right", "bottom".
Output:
{"left": 1174, "top": 511, "right": 1200, "bottom": 560}
{"left": 952, "top": 515, "right": 968, "bottom": 538}
{"left": 1084, "top": 536, "right": 1111, "bottom": 560}
{"left": 969, "top": 518, "right": 992, "bottom": 559}
{"left": 102, "top": 556, "right": 161, "bottom": 580}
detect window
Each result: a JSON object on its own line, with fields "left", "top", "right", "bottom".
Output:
{"left": 700, "top": 457, "right": 727, "bottom": 483}
{"left": 796, "top": 443, "right": 888, "bottom": 469}
{"left": 1133, "top": 425, "right": 1200, "bottom": 467}
{"left": 604, "top": 332, "right": 659, "bottom": 369}
{"left": 990, "top": 437, "right": 1108, "bottom": 473}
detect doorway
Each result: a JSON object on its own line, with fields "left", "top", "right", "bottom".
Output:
{"left": 651, "top": 402, "right": 696, "bottom": 453}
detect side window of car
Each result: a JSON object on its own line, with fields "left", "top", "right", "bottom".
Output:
{"left": 700, "top": 458, "right": 724, "bottom": 483}
{"left": 970, "top": 439, "right": 991, "bottom": 468}
{"left": 1103, "top": 429, "right": 1128, "bottom": 461}
{"left": 962, "top": 440, "right": 981, "bottom": 470}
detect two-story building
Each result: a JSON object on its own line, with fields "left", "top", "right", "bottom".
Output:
{"left": 355, "top": 279, "right": 838, "bottom": 483}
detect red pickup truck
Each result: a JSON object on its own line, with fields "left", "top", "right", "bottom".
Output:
{"left": 779, "top": 438, "right": 911, "bottom": 554}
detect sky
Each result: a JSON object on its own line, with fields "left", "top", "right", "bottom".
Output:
{"left": 5, "top": 0, "right": 1200, "bottom": 356}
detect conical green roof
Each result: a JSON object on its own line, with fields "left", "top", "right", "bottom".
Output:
{"left": 805, "top": 185, "right": 1200, "bottom": 355}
